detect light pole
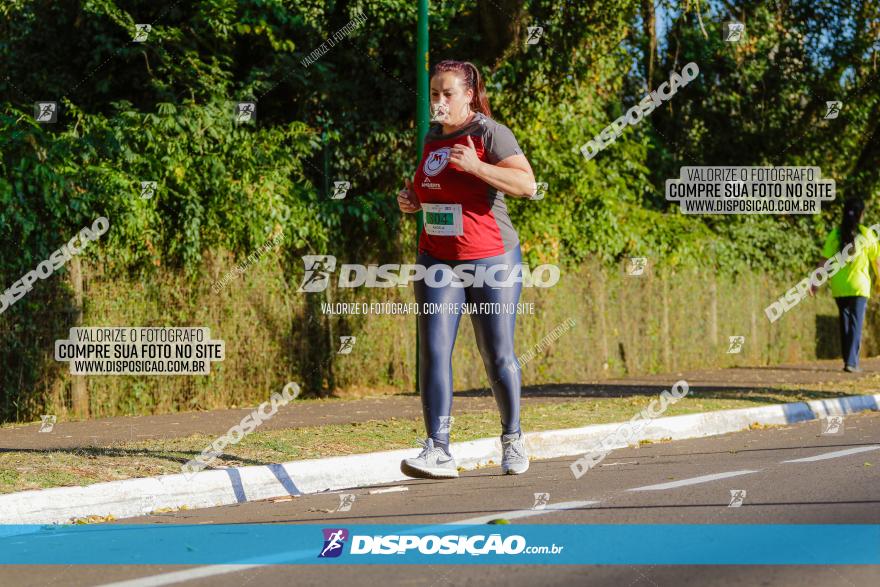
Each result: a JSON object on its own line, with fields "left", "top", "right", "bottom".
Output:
{"left": 415, "top": 0, "right": 429, "bottom": 393}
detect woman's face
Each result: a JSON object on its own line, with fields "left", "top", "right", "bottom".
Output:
{"left": 430, "top": 71, "right": 472, "bottom": 125}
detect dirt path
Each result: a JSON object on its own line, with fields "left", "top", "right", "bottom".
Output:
{"left": 2, "top": 356, "right": 876, "bottom": 450}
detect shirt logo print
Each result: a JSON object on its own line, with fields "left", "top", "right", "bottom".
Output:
{"left": 423, "top": 147, "right": 451, "bottom": 177}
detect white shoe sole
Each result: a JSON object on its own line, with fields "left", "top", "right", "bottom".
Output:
{"left": 502, "top": 462, "right": 530, "bottom": 475}
{"left": 400, "top": 460, "right": 459, "bottom": 479}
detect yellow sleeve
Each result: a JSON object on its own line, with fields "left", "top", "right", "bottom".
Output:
{"left": 820, "top": 230, "right": 837, "bottom": 259}
{"left": 870, "top": 232, "right": 880, "bottom": 261}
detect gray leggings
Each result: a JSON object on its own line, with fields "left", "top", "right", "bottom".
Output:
{"left": 414, "top": 245, "right": 523, "bottom": 445}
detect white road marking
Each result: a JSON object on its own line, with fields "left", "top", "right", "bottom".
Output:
{"left": 83, "top": 440, "right": 880, "bottom": 586}
{"left": 94, "top": 565, "right": 265, "bottom": 587}
{"left": 93, "top": 500, "right": 599, "bottom": 586}
{"left": 451, "top": 500, "right": 600, "bottom": 525}
{"left": 781, "top": 445, "right": 880, "bottom": 463}
{"left": 368, "top": 485, "right": 409, "bottom": 494}
{"left": 627, "top": 470, "right": 761, "bottom": 491}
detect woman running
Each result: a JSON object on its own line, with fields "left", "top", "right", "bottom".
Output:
{"left": 396, "top": 59, "right": 538, "bottom": 479}
{"left": 816, "top": 198, "right": 880, "bottom": 372}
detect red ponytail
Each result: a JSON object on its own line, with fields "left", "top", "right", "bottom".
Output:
{"left": 430, "top": 60, "right": 492, "bottom": 118}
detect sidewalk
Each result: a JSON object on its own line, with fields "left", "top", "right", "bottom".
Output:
{"left": 3, "top": 356, "right": 878, "bottom": 450}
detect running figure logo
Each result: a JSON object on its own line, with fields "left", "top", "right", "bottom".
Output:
{"left": 723, "top": 22, "right": 745, "bottom": 42}
{"left": 331, "top": 181, "right": 350, "bottom": 200}
{"left": 336, "top": 494, "right": 356, "bottom": 512}
{"left": 337, "top": 336, "right": 356, "bottom": 354}
{"left": 625, "top": 257, "right": 648, "bottom": 276}
{"left": 39, "top": 415, "right": 56, "bottom": 433}
{"left": 298, "top": 255, "right": 336, "bottom": 292}
{"left": 532, "top": 492, "right": 550, "bottom": 510}
{"left": 525, "top": 26, "right": 544, "bottom": 45}
{"left": 531, "top": 181, "right": 548, "bottom": 201}
{"left": 438, "top": 416, "right": 454, "bottom": 434}
{"left": 430, "top": 103, "right": 449, "bottom": 123}
{"left": 727, "top": 336, "right": 745, "bottom": 354}
{"left": 34, "top": 102, "right": 57, "bottom": 123}
{"left": 318, "top": 528, "right": 349, "bottom": 558}
{"left": 824, "top": 101, "right": 842, "bottom": 120}
{"left": 133, "top": 24, "right": 151, "bottom": 42}
{"left": 235, "top": 102, "right": 256, "bottom": 124}
{"left": 728, "top": 489, "right": 746, "bottom": 507}
{"left": 821, "top": 416, "right": 844, "bottom": 436}
{"left": 140, "top": 181, "right": 157, "bottom": 200}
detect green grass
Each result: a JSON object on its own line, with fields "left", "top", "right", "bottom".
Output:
{"left": 1, "top": 384, "right": 872, "bottom": 495}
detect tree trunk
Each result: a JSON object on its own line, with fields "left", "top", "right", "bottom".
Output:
{"left": 641, "top": 0, "right": 657, "bottom": 90}
{"left": 477, "top": 0, "right": 525, "bottom": 66}
{"left": 709, "top": 276, "right": 718, "bottom": 347}
{"left": 662, "top": 271, "right": 671, "bottom": 370}
{"left": 69, "top": 256, "right": 88, "bottom": 418}
{"left": 594, "top": 260, "right": 610, "bottom": 373}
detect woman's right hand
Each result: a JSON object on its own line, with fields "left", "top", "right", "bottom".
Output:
{"left": 397, "top": 178, "right": 420, "bottom": 214}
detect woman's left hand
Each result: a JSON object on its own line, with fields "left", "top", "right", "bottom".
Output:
{"left": 449, "top": 135, "right": 482, "bottom": 175}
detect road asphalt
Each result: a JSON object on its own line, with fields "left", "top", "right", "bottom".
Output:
{"left": 2, "top": 409, "right": 877, "bottom": 587}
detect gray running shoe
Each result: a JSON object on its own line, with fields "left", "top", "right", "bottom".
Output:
{"left": 501, "top": 431, "right": 529, "bottom": 474}
{"left": 400, "top": 438, "right": 459, "bottom": 479}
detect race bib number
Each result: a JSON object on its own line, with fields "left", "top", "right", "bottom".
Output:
{"left": 422, "top": 203, "right": 464, "bottom": 236}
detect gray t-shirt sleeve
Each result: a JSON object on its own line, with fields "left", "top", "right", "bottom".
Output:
{"left": 485, "top": 124, "right": 523, "bottom": 164}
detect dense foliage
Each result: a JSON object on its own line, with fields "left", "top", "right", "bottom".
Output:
{"left": 2, "top": 0, "right": 878, "bottom": 280}
{"left": 1, "top": 0, "right": 879, "bottom": 417}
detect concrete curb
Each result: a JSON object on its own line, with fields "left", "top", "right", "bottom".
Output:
{"left": 1, "top": 393, "right": 877, "bottom": 525}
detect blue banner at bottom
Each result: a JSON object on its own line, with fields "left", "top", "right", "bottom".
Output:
{"left": 0, "top": 524, "right": 877, "bottom": 565}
